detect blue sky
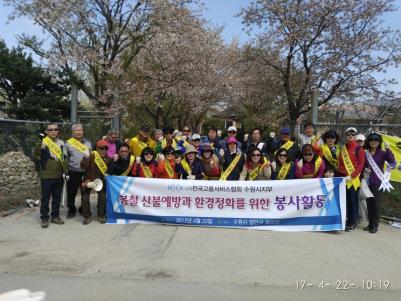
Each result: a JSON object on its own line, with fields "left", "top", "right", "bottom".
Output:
{"left": 1, "top": 0, "right": 400, "bottom": 92}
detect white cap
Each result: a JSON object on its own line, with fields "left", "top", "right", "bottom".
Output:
{"left": 356, "top": 134, "right": 365, "bottom": 141}
{"left": 345, "top": 127, "right": 357, "bottom": 134}
{"left": 227, "top": 126, "right": 237, "bottom": 132}
{"left": 192, "top": 134, "right": 201, "bottom": 140}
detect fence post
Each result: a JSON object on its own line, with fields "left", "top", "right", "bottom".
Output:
{"left": 312, "top": 89, "right": 319, "bottom": 124}
{"left": 70, "top": 84, "right": 78, "bottom": 123}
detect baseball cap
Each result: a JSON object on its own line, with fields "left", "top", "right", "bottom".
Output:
{"left": 280, "top": 128, "right": 291, "bottom": 134}
{"left": 192, "top": 134, "right": 201, "bottom": 140}
{"left": 227, "top": 126, "right": 237, "bottom": 132}
{"left": 345, "top": 127, "right": 357, "bottom": 134}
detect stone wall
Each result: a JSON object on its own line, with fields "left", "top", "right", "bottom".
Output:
{"left": 0, "top": 151, "right": 40, "bottom": 210}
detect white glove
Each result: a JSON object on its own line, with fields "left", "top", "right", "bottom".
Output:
{"left": 187, "top": 175, "right": 196, "bottom": 180}
{"left": 136, "top": 156, "right": 141, "bottom": 164}
{"left": 63, "top": 174, "right": 70, "bottom": 181}
{"left": 296, "top": 117, "right": 302, "bottom": 125}
{"left": 384, "top": 141, "right": 390, "bottom": 149}
{"left": 83, "top": 149, "right": 90, "bottom": 158}
{"left": 159, "top": 154, "right": 165, "bottom": 161}
{"left": 297, "top": 159, "right": 303, "bottom": 169}
{"left": 113, "top": 153, "right": 119, "bottom": 162}
{"left": 182, "top": 135, "right": 187, "bottom": 141}
{"left": 158, "top": 136, "right": 163, "bottom": 142}
{"left": 345, "top": 175, "right": 352, "bottom": 181}
{"left": 219, "top": 149, "right": 225, "bottom": 157}
{"left": 271, "top": 161, "right": 277, "bottom": 171}
{"left": 243, "top": 134, "right": 248, "bottom": 141}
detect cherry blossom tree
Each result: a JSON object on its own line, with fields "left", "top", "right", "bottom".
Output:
{"left": 240, "top": 0, "right": 401, "bottom": 122}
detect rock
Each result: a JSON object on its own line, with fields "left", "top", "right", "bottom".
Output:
{"left": 0, "top": 151, "right": 41, "bottom": 210}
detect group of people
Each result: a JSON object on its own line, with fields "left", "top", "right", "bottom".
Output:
{"left": 35, "top": 119, "right": 396, "bottom": 233}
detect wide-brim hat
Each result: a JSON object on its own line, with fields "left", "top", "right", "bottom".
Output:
{"left": 185, "top": 145, "right": 198, "bottom": 155}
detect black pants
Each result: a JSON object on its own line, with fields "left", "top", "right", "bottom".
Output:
{"left": 81, "top": 186, "right": 106, "bottom": 218}
{"left": 40, "top": 178, "right": 63, "bottom": 220}
{"left": 346, "top": 186, "right": 359, "bottom": 226}
{"left": 366, "top": 184, "right": 383, "bottom": 228}
{"left": 67, "top": 170, "right": 84, "bottom": 214}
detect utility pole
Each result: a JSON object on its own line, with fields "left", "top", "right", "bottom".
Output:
{"left": 70, "top": 84, "right": 78, "bottom": 123}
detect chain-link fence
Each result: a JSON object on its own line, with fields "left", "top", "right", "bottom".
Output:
{"left": 0, "top": 118, "right": 114, "bottom": 170}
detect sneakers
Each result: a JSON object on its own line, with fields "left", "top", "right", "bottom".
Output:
{"left": 82, "top": 217, "right": 92, "bottom": 225}
{"left": 345, "top": 224, "right": 356, "bottom": 232}
{"left": 41, "top": 220, "right": 49, "bottom": 228}
{"left": 98, "top": 217, "right": 106, "bottom": 224}
{"left": 50, "top": 217, "right": 65, "bottom": 225}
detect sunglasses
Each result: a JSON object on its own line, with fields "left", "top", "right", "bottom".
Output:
{"left": 98, "top": 147, "right": 108, "bottom": 150}
{"left": 47, "top": 128, "right": 58, "bottom": 132}
{"left": 370, "top": 138, "right": 380, "bottom": 142}
{"left": 182, "top": 129, "right": 190, "bottom": 132}
{"left": 303, "top": 153, "right": 313, "bottom": 157}
{"left": 193, "top": 139, "right": 201, "bottom": 142}
{"left": 252, "top": 154, "right": 261, "bottom": 157}
{"left": 166, "top": 152, "right": 174, "bottom": 156}
{"left": 227, "top": 131, "right": 236, "bottom": 134}
{"left": 346, "top": 132, "right": 356, "bottom": 136}
{"left": 278, "top": 153, "right": 287, "bottom": 157}
{"left": 144, "top": 152, "right": 153, "bottom": 156}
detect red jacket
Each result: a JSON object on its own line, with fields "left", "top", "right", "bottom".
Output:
{"left": 132, "top": 161, "right": 158, "bottom": 178}
{"left": 156, "top": 159, "right": 179, "bottom": 179}
{"left": 337, "top": 140, "right": 365, "bottom": 178}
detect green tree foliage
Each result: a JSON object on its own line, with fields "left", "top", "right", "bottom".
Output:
{"left": 0, "top": 40, "right": 70, "bottom": 121}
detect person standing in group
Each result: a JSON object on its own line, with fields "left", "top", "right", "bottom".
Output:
{"left": 240, "top": 147, "right": 271, "bottom": 180}
{"left": 356, "top": 134, "right": 366, "bottom": 147}
{"left": 363, "top": 133, "right": 396, "bottom": 233}
{"left": 219, "top": 136, "right": 245, "bottom": 181}
{"left": 295, "top": 144, "right": 326, "bottom": 179}
{"left": 155, "top": 126, "right": 176, "bottom": 154}
{"left": 205, "top": 127, "right": 220, "bottom": 150}
{"left": 271, "top": 148, "right": 295, "bottom": 180}
{"left": 338, "top": 127, "right": 366, "bottom": 232}
{"left": 80, "top": 140, "right": 111, "bottom": 225}
{"left": 200, "top": 144, "right": 220, "bottom": 180}
{"left": 318, "top": 130, "right": 341, "bottom": 171}
{"left": 128, "top": 125, "right": 156, "bottom": 157}
{"left": 132, "top": 147, "right": 158, "bottom": 178}
{"left": 191, "top": 134, "right": 202, "bottom": 155}
{"left": 34, "top": 123, "right": 69, "bottom": 228}
{"left": 272, "top": 128, "right": 300, "bottom": 162}
{"left": 156, "top": 146, "right": 179, "bottom": 179}
{"left": 181, "top": 126, "right": 192, "bottom": 142}
{"left": 295, "top": 117, "right": 323, "bottom": 152}
{"left": 65, "top": 124, "right": 92, "bottom": 219}
{"left": 175, "top": 145, "right": 205, "bottom": 180}
{"left": 218, "top": 126, "right": 243, "bottom": 153}
{"left": 107, "top": 143, "right": 135, "bottom": 176}
{"left": 242, "top": 128, "right": 267, "bottom": 156}
{"left": 106, "top": 128, "right": 122, "bottom": 159}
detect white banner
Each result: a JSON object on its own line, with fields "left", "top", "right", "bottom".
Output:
{"left": 106, "top": 176, "right": 346, "bottom": 231}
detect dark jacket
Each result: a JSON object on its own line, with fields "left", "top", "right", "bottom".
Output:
{"left": 221, "top": 152, "right": 245, "bottom": 180}
{"left": 34, "top": 138, "right": 68, "bottom": 179}
{"left": 242, "top": 140, "right": 268, "bottom": 156}
{"left": 271, "top": 162, "right": 296, "bottom": 180}
{"left": 107, "top": 156, "right": 133, "bottom": 176}
{"left": 176, "top": 158, "right": 205, "bottom": 179}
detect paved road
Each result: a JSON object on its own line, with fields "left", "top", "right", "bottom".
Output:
{"left": 1, "top": 206, "right": 401, "bottom": 300}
